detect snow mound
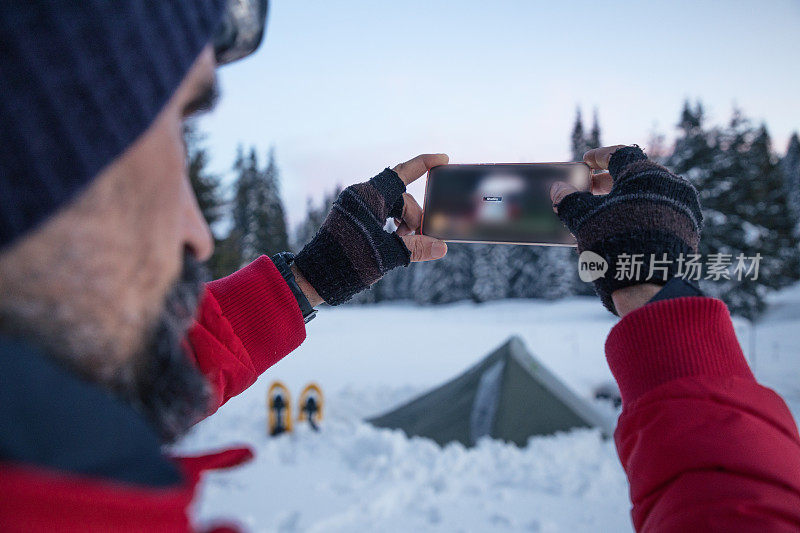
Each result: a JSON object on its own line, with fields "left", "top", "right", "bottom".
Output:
{"left": 182, "top": 411, "right": 630, "bottom": 532}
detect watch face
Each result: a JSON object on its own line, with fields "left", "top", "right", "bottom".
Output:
{"left": 303, "top": 309, "right": 318, "bottom": 324}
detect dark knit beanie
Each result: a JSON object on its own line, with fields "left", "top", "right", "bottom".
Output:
{"left": 0, "top": 1, "right": 226, "bottom": 250}
{"left": 555, "top": 146, "right": 703, "bottom": 314}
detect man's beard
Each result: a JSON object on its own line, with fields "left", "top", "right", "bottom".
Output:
{"left": 112, "top": 252, "right": 212, "bottom": 443}
{"left": 0, "top": 250, "right": 213, "bottom": 443}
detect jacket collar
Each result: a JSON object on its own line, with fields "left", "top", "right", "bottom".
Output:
{"left": 0, "top": 335, "right": 181, "bottom": 487}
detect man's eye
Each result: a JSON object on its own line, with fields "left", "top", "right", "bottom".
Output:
{"left": 182, "top": 83, "right": 219, "bottom": 118}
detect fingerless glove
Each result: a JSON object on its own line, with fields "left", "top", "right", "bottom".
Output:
{"left": 555, "top": 146, "right": 703, "bottom": 314}
{"left": 294, "top": 168, "right": 411, "bottom": 305}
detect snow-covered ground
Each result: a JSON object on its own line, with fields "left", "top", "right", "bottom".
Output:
{"left": 175, "top": 286, "right": 800, "bottom": 532}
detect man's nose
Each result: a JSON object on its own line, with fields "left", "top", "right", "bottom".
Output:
{"left": 184, "top": 183, "right": 214, "bottom": 262}
{"left": 187, "top": 215, "right": 214, "bottom": 262}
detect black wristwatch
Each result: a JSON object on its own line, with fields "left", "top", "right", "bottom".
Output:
{"left": 271, "top": 252, "right": 317, "bottom": 324}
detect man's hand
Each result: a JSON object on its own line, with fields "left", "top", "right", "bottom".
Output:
{"left": 550, "top": 145, "right": 703, "bottom": 315}
{"left": 550, "top": 145, "right": 625, "bottom": 201}
{"left": 608, "top": 283, "right": 662, "bottom": 317}
{"left": 293, "top": 154, "right": 449, "bottom": 306}
{"left": 392, "top": 154, "right": 449, "bottom": 262}
{"left": 553, "top": 146, "right": 658, "bottom": 316}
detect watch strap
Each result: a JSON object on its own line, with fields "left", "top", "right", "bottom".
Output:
{"left": 271, "top": 252, "right": 317, "bottom": 324}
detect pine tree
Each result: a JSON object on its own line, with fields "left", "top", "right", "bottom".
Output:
{"left": 411, "top": 243, "right": 474, "bottom": 304}
{"left": 588, "top": 109, "right": 601, "bottom": 151}
{"left": 569, "top": 106, "right": 601, "bottom": 161}
{"left": 185, "top": 123, "right": 223, "bottom": 228}
{"left": 384, "top": 262, "right": 415, "bottom": 301}
{"left": 783, "top": 132, "right": 800, "bottom": 229}
{"left": 508, "top": 246, "right": 543, "bottom": 298}
{"left": 669, "top": 106, "right": 799, "bottom": 319}
{"left": 253, "top": 147, "right": 290, "bottom": 257}
{"left": 668, "top": 101, "right": 714, "bottom": 179}
{"left": 740, "top": 125, "right": 800, "bottom": 290}
{"left": 184, "top": 122, "right": 236, "bottom": 277}
{"left": 231, "top": 146, "right": 290, "bottom": 263}
{"left": 506, "top": 246, "right": 581, "bottom": 299}
{"left": 667, "top": 101, "right": 719, "bottom": 252}
{"left": 470, "top": 244, "right": 515, "bottom": 302}
{"left": 210, "top": 233, "right": 244, "bottom": 278}
{"left": 232, "top": 146, "right": 258, "bottom": 262}
{"left": 570, "top": 107, "right": 587, "bottom": 161}
{"left": 667, "top": 101, "right": 717, "bottom": 245}
{"left": 539, "top": 247, "right": 579, "bottom": 299}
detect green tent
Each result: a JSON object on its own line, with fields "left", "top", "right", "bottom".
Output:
{"left": 368, "top": 336, "right": 615, "bottom": 447}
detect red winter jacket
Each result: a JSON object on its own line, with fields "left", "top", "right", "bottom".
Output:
{"left": 1, "top": 257, "right": 799, "bottom": 531}
{"left": 606, "top": 297, "right": 800, "bottom": 531}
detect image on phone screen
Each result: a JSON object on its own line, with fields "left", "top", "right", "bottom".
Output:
{"left": 420, "top": 163, "right": 590, "bottom": 246}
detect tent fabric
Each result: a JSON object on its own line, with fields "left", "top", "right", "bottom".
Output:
{"left": 469, "top": 359, "right": 504, "bottom": 442}
{"left": 368, "top": 336, "right": 615, "bottom": 447}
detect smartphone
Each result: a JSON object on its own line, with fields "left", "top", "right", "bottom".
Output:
{"left": 419, "top": 162, "right": 591, "bottom": 246}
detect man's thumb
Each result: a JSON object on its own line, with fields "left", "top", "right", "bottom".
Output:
{"left": 401, "top": 235, "right": 448, "bottom": 262}
{"left": 550, "top": 181, "right": 578, "bottom": 213}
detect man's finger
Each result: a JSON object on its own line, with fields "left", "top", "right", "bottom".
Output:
{"left": 591, "top": 171, "right": 613, "bottom": 195}
{"left": 393, "top": 153, "right": 449, "bottom": 186}
{"left": 550, "top": 181, "right": 578, "bottom": 213}
{"left": 400, "top": 193, "right": 423, "bottom": 231}
{"left": 394, "top": 219, "right": 412, "bottom": 236}
{"left": 401, "top": 235, "right": 448, "bottom": 262}
{"left": 583, "top": 145, "right": 627, "bottom": 170}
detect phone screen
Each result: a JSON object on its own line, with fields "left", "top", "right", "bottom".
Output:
{"left": 420, "top": 163, "right": 590, "bottom": 246}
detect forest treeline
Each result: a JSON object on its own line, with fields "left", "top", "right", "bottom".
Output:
{"left": 188, "top": 103, "right": 800, "bottom": 319}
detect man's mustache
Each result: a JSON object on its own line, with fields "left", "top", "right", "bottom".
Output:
{"left": 163, "top": 251, "right": 211, "bottom": 329}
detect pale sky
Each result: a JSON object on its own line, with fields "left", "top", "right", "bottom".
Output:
{"left": 198, "top": 0, "right": 800, "bottom": 228}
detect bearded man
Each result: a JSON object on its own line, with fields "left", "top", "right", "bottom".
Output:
{"left": 2, "top": 2, "right": 799, "bottom": 532}
{"left": 0, "top": 2, "right": 446, "bottom": 530}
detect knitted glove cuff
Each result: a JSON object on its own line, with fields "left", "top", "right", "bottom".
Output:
{"left": 294, "top": 168, "right": 411, "bottom": 306}
{"left": 556, "top": 146, "right": 703, "bottom": 315}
